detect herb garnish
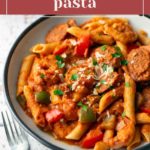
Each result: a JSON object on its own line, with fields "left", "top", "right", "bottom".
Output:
{"left": 121, "top": 60, "right": 128, "bottom": 66}
{"left": 71, "top": 73, "right": 78, "bottom": 81}
{"left": 101, "top": 45, "right": 107, "bottom": 51}
{"left": 102, "top": 63, "right": 108, "bottom": 72}
{"left": 112, "top": 53, "right": 122, "bottom": 58}
{"left": 40, "top": 73, "right": 45, "bottom": 79}
{"left": 125, "top": 82, "right": 130, "bottom": 87}
{"left": 55, "top": 55, "right": 65, "bottom": 68}
{"left": 57, "top": 61, "right": 65, "bottom": 68}
{"left": 112, "top": 46, "right": 123, "bottom": 58}
{"left": 56, "top": 55, "right": 63, "bottom": 62}
{"left": 92, "top": 58, "right": 98, "bottom": 66}
{"left": 77, "top": 101, "right": 88, "bottom": 111}
{"left": 100, "top": 80, "right": 106, "bottom": 84}
{"left": 53, "top": 89, "right": 64, "bottom": 96}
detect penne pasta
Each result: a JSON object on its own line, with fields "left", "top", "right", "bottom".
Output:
{"left": 49, "top": 86, "right": 62, "bottom": 104}
{"left": 23, "top": 86, "right": 48, "bottom": 127}
{"left": 17, "top": 54, "right": 36, "bottom": 96}
{"left": 124, "top": 73, "right": 136, "bottom": 123}
{"left": 137, "top": 30, "right": 150, "bottom": 45}
{"left": 127, "top": 127, "right": 141, "bottom": 150}
{"left": 100, "top": 115, "right": 116, "bottom": 130}
{"left": 116, "top": 41, "right": 128, "bottom": 58}
{"left": 103, "top": 129, "right": 114, "bottom": 142}
{"left": 94, "top": 141, "right": 109, "bottom": 150}
{"left": 65, "top": 122, "right": 90, "bottom": 140}
{"left": 31, "top": 42, "right": 60, "bottom": 55}
{"left": 136, "top": 113, "right": 150, "bottom": 124}
{"left": 67, "top": 26, "right": 89, "bottom": 38}
{"left": 141, "top": 124, "right": 150, "bottom": 142}
{"left": 82, "top": 22, "right": 102, "bottom": 31}
{"left": 99, "top": 85, "right": 124, "bottom": 113}
{"left": 91, "top": 32, "right": 114, "bottom": 45}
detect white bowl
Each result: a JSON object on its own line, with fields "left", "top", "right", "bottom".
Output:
{"left": 3, "top": 15, "right": 150, "bottom": 150}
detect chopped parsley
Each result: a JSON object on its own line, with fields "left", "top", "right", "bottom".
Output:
{"left": 121, "top": 112, "right": 126, "bottom": 118}
{"left": 53, "top": 89, "right": 64, "bottom": 96}
{"left": 55, "top": 55, "right": 63, "bottom": 62}
{"left": 77, "top": 101, "right": 88, "bottom": 111}
{"left": 125, "top": 82, "right": 130, "bottom": 87}
{"left": 114, "top": 46, "right": 121, "bottom": 52}
{"left": 112, "top": 53, "right": 122, "bottom": 58}
{"left": 57, "top": 61, "right": 65, "bottom": 68}
{"left": 95, "top": 84, "right": 99, "bottom": 88}
{"left": 71, "top": 73, "right": 78, "bottom": 81}
{"left": 100, "top": 45, "right": 107, "bottom": 51}
{"left": 102, "top": 63, "right": 108, "bottom": 72}
{"left": 56, "top": 55, "right": 65, "bottom": 68}
{"left": 112, "top": 46, "right": 123, "bottom": 58}
{"left": 100, "top": 79, "right": 106, "bottom": 84}
{"left": 92, "top": 58, "right": 98, "bottom": 66}
{"left": 40, "top": 73, "right": 45, "bottom": 79}
{"left": 121, "top": 60, "right": 128, "bottom": 66}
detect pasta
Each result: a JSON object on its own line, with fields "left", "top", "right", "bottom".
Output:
{"left": 31, "top": 42, "right": 60, "bottom": 55}
{"left": 136, "top": 113, "right": 150, "bottom": 124}
{"left": 23, "top": 86, "right": 48, "bottom": 127}
{"left": 17, "top": 54, "right": 35, "bottom": 96}
{"left": 17, "top": 17, "right": 150, "bottom": 149}
{"left": 127, "top": 127, "right": 141, "bottom": 150}
{"left": 103, "top": 130, "right": 114, "bottom": 142}
{"left": 141, "top": 124, "right": 150, "bottom": 142}
{"left": 124, "top": 73, "right": 136, "bottom": 123}
{"left": 65, "top": 122, "right": 90, "bottom": 140}
{"left": 94, "top": 141, "right": 109, "bottom": 150}
{"left": 99, "top": 85, "right": 124, "bottom": 113}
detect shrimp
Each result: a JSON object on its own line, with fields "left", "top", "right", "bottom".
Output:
{"left": 105, "top": 117, "right": 135, "bottom": 149}
{"left": 105, "top": 73, "right": 136, "bottom": 149}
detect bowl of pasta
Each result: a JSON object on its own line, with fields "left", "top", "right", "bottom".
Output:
{"left": 3, "top": 15, "right": 150, "bottom": 150}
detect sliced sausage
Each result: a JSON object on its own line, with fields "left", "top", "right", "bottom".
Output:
{"left": 95, "top": 72, "right": 120, "bottom": 94}
{"left": 127, "top": 46, "right": 150, "bottom": 82}
{"left": 92, "top": 46, "right": 122, "bottom": 68}
{"left": 46, "top": 23, "right": 68, "bottom": 43}
{"left": 65, "top": 65, "right": 95, "bottom": 90}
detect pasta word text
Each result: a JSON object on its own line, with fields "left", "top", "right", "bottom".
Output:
{"left": 54, "top": 0, "right": 96, "bottom": 11}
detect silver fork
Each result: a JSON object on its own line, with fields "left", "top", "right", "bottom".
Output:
{"left": 1, "top": 111, "right": 30, "bottom": 150}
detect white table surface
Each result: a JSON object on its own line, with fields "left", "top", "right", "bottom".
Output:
{"left": 0, "top": 15, "right": 51, "bottom": 150}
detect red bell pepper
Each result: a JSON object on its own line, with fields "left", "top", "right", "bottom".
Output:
{"left": 75, "top": 35, "right": 90, "bottom": 57}
{"left": 54, "top": 45, "right": 67, "bottom": 55}
{"left": 45, "top": 109, "right": 64, "bottom": 123}
{"left": 140, "top": 107, "right": 150, "bottom": 114}
{"left": 81, "top": 127, "right": 103, "bottom": 148}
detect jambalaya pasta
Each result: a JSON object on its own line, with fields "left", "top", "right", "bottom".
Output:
{"left": 17, "top": 17, "right": 150, "bottom": 149}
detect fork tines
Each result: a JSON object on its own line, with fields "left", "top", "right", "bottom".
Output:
{"left": 1, "top": 111, "right": 27, "bottom": 146}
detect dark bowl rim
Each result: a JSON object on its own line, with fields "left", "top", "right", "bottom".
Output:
{"left": 3, "top": 15, "right": 150, "bottom": 150}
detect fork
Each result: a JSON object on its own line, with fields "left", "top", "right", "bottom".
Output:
{"left": 1, "top": 111, "right": 30, "bottom": 150}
